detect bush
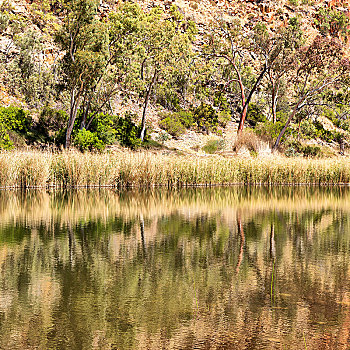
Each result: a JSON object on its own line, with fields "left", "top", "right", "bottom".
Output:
{"left": 159, "top": 114, "right": 186, "bottom": 137}
{"left": 202, "top": 139, "right": 225, "bottom": 154}
{"left": 36, "top": 106, "right": 68, "bottom": 143}
{"left": 0, "top": 105, "right": 31, "bottom": 133}
{"left": 299, "top": 120, "right": 318, "bottom": 139}
{"left": 176, "top": 110, "right": 194, "bottom": 128}
{"left": 314, "top": 120, "right": 334, "bottom": 142}
{"left": 114, "top": 113, "right": 142, "bottom": 148}
{"left": 284, "top": 138, "right": 322, "bottom": 158}
{"left": 255, "top": 121, "right": 287, "bottom": 142}
{"left": 73, "top": 129, "right": 105, "bottom": 152}
{"left": 247, "top": 103, "right": 267, "bottom": 126}
{"left": 0, "top": 122, "right": 13, "bottom": 150}
{"left": 81, "top": 112, "right": 141, "bottom": 149}
{"left": 193, "top": 103, "right": 219, "bottom": 133}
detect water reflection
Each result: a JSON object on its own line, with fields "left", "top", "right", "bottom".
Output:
{"left": 0, "top": 188, "right": 350, "bottom": 349}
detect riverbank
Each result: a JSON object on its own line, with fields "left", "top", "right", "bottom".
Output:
{"left": 1, "top": 151, "right": 350, "bottom": 188}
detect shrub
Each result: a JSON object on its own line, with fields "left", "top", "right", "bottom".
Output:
{"left": 202, "top": 139, "right": 225, "bottom": 154}
{"left": 114, "top": 113, "right": 142, "bottom": 148}
{"left": 176, "top": 110, "right": 194, "bottom": 128}
{"left": 193, "top": 103, "right": 219, "bottom": 133}
{"left": 73, "top": 129, "right": 105, "bottom": 152}
{"left": 0, "top": 106, "right": 31, "bottom": 133}
{"left": 315, "top": 8, "right": 350, "bottom": 40}
{"left": 302, "top": 145, "right": 322, "bottom": 157}
{"left": 0, "top": 122, "right": 13, "bottom": 150}
{"left": 159, "top": 115, "right": 186, "bottom": 137}
{"left": 255, "top": 121, "right": 287, "bottom": 142}
{"left": 247, "top": 103, "right": 267, "bottom": 126}
{"left": 156, "top": 131, "right": 171, "bottom": 143}
{"left": 81, "top": 112, "right": 141, "bottom": 149}
{"left": 299, "top": 120, "right": 318, "bottom": 139}
{"left": 314, "top": 120, "right": 334, "bottom": 142}
{"left": 284, "top": 138, "right": 322, "bottom": 158}
{"left": 36, "top": 106, "right": 68, "bottom": 143}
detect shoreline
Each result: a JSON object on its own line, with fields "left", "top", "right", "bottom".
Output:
{"left": 1, "top": 150, "right": 350, "bottom": 188}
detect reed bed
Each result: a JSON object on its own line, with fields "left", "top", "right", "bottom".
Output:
{"left": 1, "top": 150, "right": 350, "bottom": 188}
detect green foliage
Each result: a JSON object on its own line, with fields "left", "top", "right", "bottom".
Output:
{"left": 202, "top": 139, "right": 225, "bottom": 154}
{"left": 284, "top": 139, "right": 322, "bottom": 158}
{"left": 159, "top": 109, "right": 195, "bottom": 138}
{"left": 35, "top": 106, "right": 68, "bottom": 143}
{"left": 255, "top": 121, "right": 287, "bottom": 142}
{"left": 213, "top": 92, "right": 231, "bottom": 127}
{"left": 73, "top": 128, "right": 105, "bottom": 152}
{"left": 289, "top": 0, "right": 299, "bottom": 7}
{"left": 175, "top": 110, "right": 194, "bottom": 129}
{"left": 8, "top": 30, "right": 54, "bottom": 106}
{"left": 193, "top": 103, "right": 219, "bottom": 133}
{"left": 315, "top": 8, "right": 350, "bottom": 40}
{"left": 299, "top": 120, "right": 318, "bottom": 139}
{"left": 80, "top": 112, "right": 141, "bottom": 149}
{"left": 159, "top": 114, "right": 186, "bottom": 138}
{"left": 0, "top": 11, "right": 9, "bottom": 33}
{"left": 247, "top": 103, "right": 266, "bottom": 126}
{"left": 0, "top": 123, "right": 13, "bottom": 150}
{"left": 0, "top": 106, "right": 33, "bottom": 149}
{"left": 314, "top": 120, "right": 335, "bottom": 142}
{"left": 113, "top": 113, "right": 141, "bottom": 148}
{"left": 0, "top": 106, "right": 31, "bottom": 133}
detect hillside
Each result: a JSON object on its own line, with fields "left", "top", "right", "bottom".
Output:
{"left": 1, "top": 0, "right": 350, "bottom": 156}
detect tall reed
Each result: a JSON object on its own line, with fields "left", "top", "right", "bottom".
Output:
{"left": 0, "top": 150, "right": 350, "bottom": 188}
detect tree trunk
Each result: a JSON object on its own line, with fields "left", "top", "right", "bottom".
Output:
{"left": 271, "top": 84, "right": 278, "bottom": 124}
{"left": 80, "top": 99, "right": 91, "bottom": 130}
{"left": 237, "top": 65, "right": 267, "bottom": 134}
{"left": 140, "top": 70, "right": 157, "bottom": 142}
{"left": 65, "top": 89, "right": 81, "bottom": 149}
{"left": 237, "top": 105, "right": 247, "bottom": 133}
{"left": 272, "top": 98, "right": 303, "bottom": 152}
{"left": 340, "top": 138, "right": 345, "bottom": 155}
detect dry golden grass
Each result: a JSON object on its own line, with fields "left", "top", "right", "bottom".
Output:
{"left": 0, "top": 150, "right": 350, "bottom": 188}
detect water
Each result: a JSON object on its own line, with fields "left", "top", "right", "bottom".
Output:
{"left": 0, "top": 187, "right": 350, "bottom": 349}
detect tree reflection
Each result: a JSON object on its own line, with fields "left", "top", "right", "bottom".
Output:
{"left": 0, "top": 188, "right": 349, "bottom": 348}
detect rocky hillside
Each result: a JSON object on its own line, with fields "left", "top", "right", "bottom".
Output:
{"left": 1, "top": 0, "right": 350, "bottom": 156}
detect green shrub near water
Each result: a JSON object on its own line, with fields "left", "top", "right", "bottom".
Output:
{"left": 0, "top": 123, "right": 13, "bottom": 149}
{"left": 159, "top": 114, "right": 186, "bottom": 137}
{"left": 73, "top": 129, "right": 105, "bottom": 152}
{"left": 202, "top": 139, "right": 225, "bottom": 154}
{"left": 63, "top": 111, "right": 142, "bottom": 150}
{"left": 0, "top": 106, "right": 33, "bottom": 149}
{"left": 0, "top": 106, "right": 31, "bottom": 133}
{"left": 284, "top": 138, "right": 322, "bottom": 158}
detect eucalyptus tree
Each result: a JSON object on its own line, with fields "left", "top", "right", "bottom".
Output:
{"left": 272, "top": 36, "right": 350, "bottom": 151}
{"left": 56, "top": 0, "right": 108, "bottom": 148}
{"left": 267, "top": 18, "right": 303, "bottom": 123}
{"left": 137, "top": 5, "right": 196, "bottom": 141}
{"left": 203, "top": 19, "right": 281, "bottom": 133}
{"left": 57, "top": 0, "right": 149, "bottom": 148}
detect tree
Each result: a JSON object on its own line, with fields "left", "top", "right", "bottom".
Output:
{"left": 272, "top": 36, "right": 350, "bottom": 151}
{"left": 136, "top": 5, "right": 196, "bottom": 141}
{"left": 56, "top": 0, "right": 108, "bottom": 148}
{"left": 267, "top": 18, "right": 303, "bottom": 124}
{"left": 203, "top": 19, "right": 281, "bottom": 134}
